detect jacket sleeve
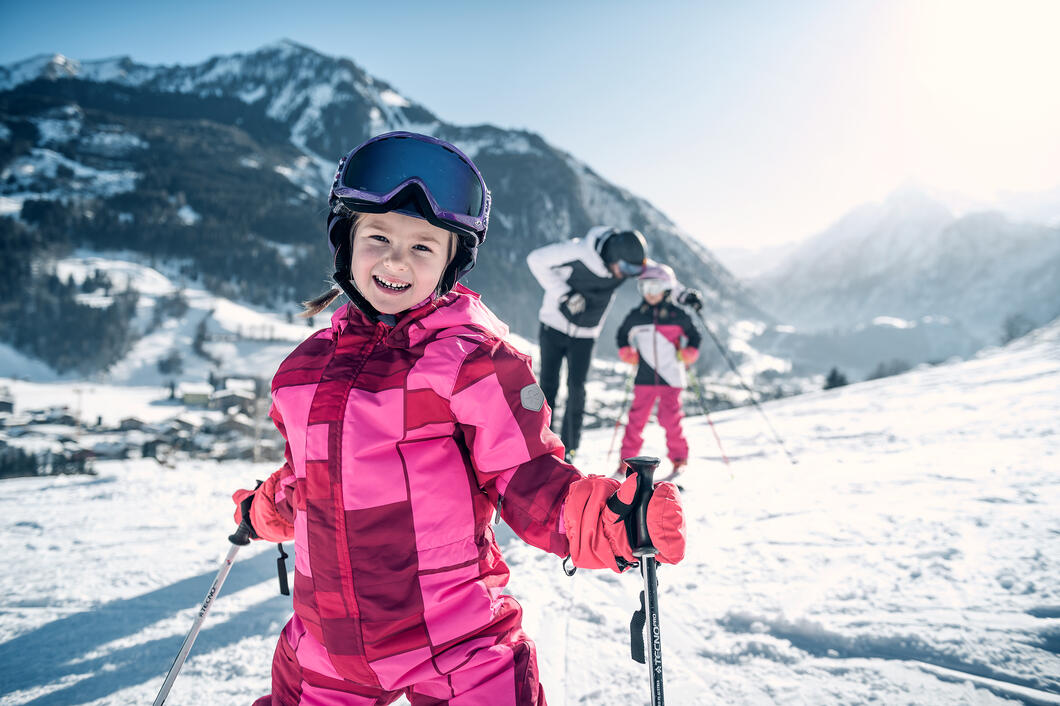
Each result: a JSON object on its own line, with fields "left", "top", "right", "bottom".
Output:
{"left": 526, "top": 241, "right": 576, "bottom": 295}
{"left": 679, "top": 308, "right": 702, "bottom": 349}
{"left": 448, "top": 338, "right": 581, "bottom": 557}
{"left": 248, "top": 403, "right": 297, "bottom": 542}
{"left": 616, "top": 307, "right": 635, "bottom": 348}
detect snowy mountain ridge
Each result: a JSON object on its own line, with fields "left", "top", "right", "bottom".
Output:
{"left": 1, "top": 41, "right": 763, "bottom": 372}
{"left": 752, "top": 187, "right": 1060, "bottom": 344}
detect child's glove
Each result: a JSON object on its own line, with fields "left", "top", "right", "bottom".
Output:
{"left": 232, "top": 483, "right": 261, "bottom": 540}
{"left": 563, "top": 473, "right": 686, "bottom": 572}
{"left": 231, "top": 474, "right": 294, "bottom": 542}
{"left": 619, "top": 346, "right": 639, "bottom": 365}
{"left": 678, "top": 288, "right": 703, "bottom": 312}
{"left": 679, "top": 347, "right": 699, "bottom": 366}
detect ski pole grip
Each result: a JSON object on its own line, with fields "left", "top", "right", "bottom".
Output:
{"left": 228, "top": 519, "right": 253, "bottom": 546}
{"left": 622, "top": 456, "right": 659, "bottom": 557}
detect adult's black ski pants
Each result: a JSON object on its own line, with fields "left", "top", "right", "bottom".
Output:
{"left": 538, "top": 323, "right": 596, "bottom": 453}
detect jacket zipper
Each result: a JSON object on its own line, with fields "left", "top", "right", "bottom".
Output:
{"left": 652, "top": 306, "right": 660, "bottom": 386}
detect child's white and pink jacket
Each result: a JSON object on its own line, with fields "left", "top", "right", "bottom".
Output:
{"left": 248, "top": 284, "right": 581, "bottom": 690}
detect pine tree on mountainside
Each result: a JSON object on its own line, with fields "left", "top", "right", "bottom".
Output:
{"left": 823, "top": 367, "right": 848, "bottom": 390}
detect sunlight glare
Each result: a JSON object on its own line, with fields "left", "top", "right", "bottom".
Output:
{"left": 897, "top": 0, "right": 1060, "bottom": 198}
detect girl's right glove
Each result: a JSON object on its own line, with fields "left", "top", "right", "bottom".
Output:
{"left": 618, "top": 346, "right": 639, "bottom": 365}
{"left": 231, "top": 473, "right": 295, "bottom": 543}
{"left": 563, "top": 472, "right": 685, "bottom": 572}
{"left": 232, "top": 483, "right": 262, "bottom": 539}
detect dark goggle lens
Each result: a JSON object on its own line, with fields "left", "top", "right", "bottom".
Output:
{"left": 617, "top": 260, "right": 645, "bottom": 276}
{"left": 341, "top": 136, "right": 484, "bottom": 218}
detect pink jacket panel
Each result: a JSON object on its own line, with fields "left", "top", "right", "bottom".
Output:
{"left": 256, "top": 285, "right": 578, "bottom": 689}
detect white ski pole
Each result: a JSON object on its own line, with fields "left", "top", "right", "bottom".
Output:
{"left": 152, "top": 520, "right": 252, "bottom": 705}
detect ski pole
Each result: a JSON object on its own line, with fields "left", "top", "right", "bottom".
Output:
{"left": 623, "top": 456, "right": 666, "bottom": 706}
{"left": 692, "top": 310, "right": 797, "bottom": 465}
{"left": 687, "top": 368, "right": 731, "bottom": 469}
{"left": 153, "top": 519, "right": 253, "bottom": 705}
{"left": 606, "top": 368, "right": 636, "bottom": 464}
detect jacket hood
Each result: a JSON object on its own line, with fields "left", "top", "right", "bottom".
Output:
{"left": 328, "top": 283, "right": 509, "bottom": 348}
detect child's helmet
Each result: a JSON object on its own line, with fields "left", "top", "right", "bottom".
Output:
{"left": 638, "top": 262, "right": 678, "bottom": 296}
{"left": 326, "top": 131, "right": 491, "bottom": 298}
{"left": 598, "top": 229, "right": 647, "bottom": 274}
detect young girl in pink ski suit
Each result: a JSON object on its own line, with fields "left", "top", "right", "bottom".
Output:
{"left": 616, "top": 263, "right": 701, "bottom": 478}
{"left": 231, "top": 132, "right": 686, "bottom": 705}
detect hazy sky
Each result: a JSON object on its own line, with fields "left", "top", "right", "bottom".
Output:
{"left": 2, "top": 0, "right": 1059, "bottom": 250}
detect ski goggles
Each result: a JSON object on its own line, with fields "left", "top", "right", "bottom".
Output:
{"left": 616, "top": 260, "right": 645, "bottom": 276}
{"left": 638, "top": 279, "right": 670, "bottom": 296}
{"left": 332, "top": 131, "right": 490, "bottom": 243}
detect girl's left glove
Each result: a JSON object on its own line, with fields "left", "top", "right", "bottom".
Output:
{"left": 563, "top": 473, "right": 686, "bottom": 572}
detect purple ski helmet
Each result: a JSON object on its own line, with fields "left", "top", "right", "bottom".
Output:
{"left": 638, "top": 261, "right": 678, "bottom": 296}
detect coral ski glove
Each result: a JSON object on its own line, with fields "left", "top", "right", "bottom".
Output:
{"left": 618, "top": 346, "right": 639, "bottom": 365}
{"left": 563, "top": 472, "right": 685, "bottom": 572}
{"left": 231, "top": 472, "right": 295, "bottom": 543}
{"left": 679, "top": 347, "right": 699, "bottom": 366}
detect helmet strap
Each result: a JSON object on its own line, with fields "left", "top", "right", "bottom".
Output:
{"left": 331, "top": 237, "right": 383, "bottom": 322}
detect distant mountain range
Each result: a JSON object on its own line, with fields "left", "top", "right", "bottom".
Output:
{"left": 0, "top": 40, "right": 761, "bottom": 375}
{"left": 3, "top": 41, "right": 1058, "bottom": 385}
{"left": 750, "top": 188, "right": 1060, "bottom": 350}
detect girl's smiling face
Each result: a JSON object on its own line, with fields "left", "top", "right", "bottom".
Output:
{"left": 350, "top": 211, "right": 454, "bottom": 315}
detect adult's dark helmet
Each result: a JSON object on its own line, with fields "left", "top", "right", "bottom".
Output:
{"left": 599, "top": 228, "right": 647, "bottom": 269}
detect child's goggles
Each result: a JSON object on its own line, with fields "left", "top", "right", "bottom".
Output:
{"left": 332, "top": 131, "right": 490, "bottom": 244}
{"left": 638, "top": 279, "right": 670, "bottom": 296}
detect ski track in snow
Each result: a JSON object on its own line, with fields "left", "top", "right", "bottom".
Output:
{"left": 1, "top": 327, "right": 1058, "bottom": 705}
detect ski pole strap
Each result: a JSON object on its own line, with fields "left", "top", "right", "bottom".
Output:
{"left": 276, "top": 543, "right": 290, "bottom": 596}
{"left": 630, "top": 590, "right": 647, "bottom": 664}
{"left": 562, "top": 555, "right": 577, "bottom": 576}
{"left": 606, "top": 494, "right": 634, "bottom": 521}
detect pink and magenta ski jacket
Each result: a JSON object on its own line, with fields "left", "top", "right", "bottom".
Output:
{"left": 616, "top": 299, "right": 701, "bottom": 388}
{"left": 254, "top": 284, "right": 580, "bottom": 689}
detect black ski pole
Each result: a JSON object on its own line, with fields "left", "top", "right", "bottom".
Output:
{"left": 692, "top": 309, "right": 797, "bottom": 465}
{"left": 622, "top": 456, "right": 666, "bottom": 706}
{"left": 687, "top": 368, "right": 731, "bottom": 469}
{"left": 153, "top": 519, "right": 253, "bottom": 705}
{"left": 607, "top": 367, "right": 636, "bottom": 465}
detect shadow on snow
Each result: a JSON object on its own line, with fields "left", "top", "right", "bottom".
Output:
{"left": 0, "top": 549, "right": 287, "bottom": 705}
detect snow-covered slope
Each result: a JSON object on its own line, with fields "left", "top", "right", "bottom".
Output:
{"left": 2, "top": 317, "right": 1057, "bottom": 705}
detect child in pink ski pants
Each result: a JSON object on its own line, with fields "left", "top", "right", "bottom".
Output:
{"left": 615, "top": 264, "right": 701, "bottom": 477}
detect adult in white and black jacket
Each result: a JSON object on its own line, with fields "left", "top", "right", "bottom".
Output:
{"left": 526, "top": 226, "right": 647, "bottom": 459}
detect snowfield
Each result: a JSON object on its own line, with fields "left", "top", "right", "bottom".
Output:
{"left": 1, "top": 322, "right": 1058, "bottom": 705}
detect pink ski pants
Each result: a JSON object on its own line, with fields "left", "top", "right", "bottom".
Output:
{"left": 252, "top": 614, "right": 546, "bottom": 705}
{"left": 620, "top": 385, "right": 688, "bottom": 463}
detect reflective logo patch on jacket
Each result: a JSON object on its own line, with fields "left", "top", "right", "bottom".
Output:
{"left": 520, "top": 383, "right": 545, "bottom": 412}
